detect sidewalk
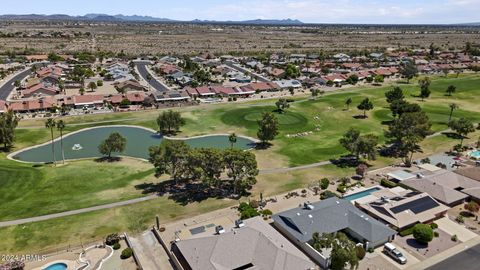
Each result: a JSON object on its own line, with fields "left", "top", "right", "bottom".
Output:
{"left": 406, "top": 236, "right": 480, "bottom": 270}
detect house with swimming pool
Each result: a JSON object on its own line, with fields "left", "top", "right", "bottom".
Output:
{"left": 272, "top": 198, "right": 396, "bottom": 268}
{"left": 355, "top": 187, "right": 449, "bottom": 230}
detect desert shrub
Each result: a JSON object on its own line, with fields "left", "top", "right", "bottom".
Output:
{"left": 120, "top": 247, "right": 133, "bottom": 259}
{"left": 456, "top": 215, "right": 465, "bottom": 223}
{"left": 113, "top": 242, "right": 121, "bottom": 250}
{"left": 320, "top": 190, "right": 338, "bottom": 200}
{"left": 249, "top": 200, "right": 260, "bottom": 208}
{"left": 430, "top": 223, "right": 438, "bottom": 229}
{"left": 413, "top": 224, "right": 434, "bottom": 244}
{"left": 337, "top": 185, "right": 347, "bottom": 193}
{"left": 451, "top": 235, "right": 458, "bottom": 242}
{"left": 261, "top": 209, "right": 273, "bottom": 217}
{"left": 356, "top": 246, "right": 366, "bottom": 260}
{"left": 367, "top": 247, "right": 374, "bottom": 253}
{"left": 320, "top": 178, "right": 330, "bottom": 190}
{"left": 434, "top": 231, "right": 439, "bottom": 237}
{"left": 106, "top": 233, "right": 121, "bottom": 246}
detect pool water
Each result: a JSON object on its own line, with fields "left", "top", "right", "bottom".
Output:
{"left": 12, "top": 126, "right": 256, "bottom": 163}
{"left": 343, "top": 187, "right": 381, "bottom": 201}
{"left": 471, "top": 151, "right": 480, "bottom": 159}
{"left": 43, "top": 263, "right": 67, "bottom": 270}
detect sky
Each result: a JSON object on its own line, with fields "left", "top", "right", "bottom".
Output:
{"left": 1, "top": 0, "right": 479, "bottom": 24}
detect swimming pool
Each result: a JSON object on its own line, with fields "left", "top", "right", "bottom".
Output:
{"left": 10, "top": 126, "right": 257, "bottom": 163}
{"left": 470, "top": 150, "right": 480, "bottom": 159}
{"left": 43, "top": 263, "right": 67, "bottom": 270}
{"left": 343, "top": 187, "right": 382, "bottom": 201}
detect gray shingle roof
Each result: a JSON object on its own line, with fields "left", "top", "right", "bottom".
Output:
{"left": 272, "top": 198, "right": 396, "bottom": 244}
{"left": 173, "top": 217, "right": 316, "bottom": 270}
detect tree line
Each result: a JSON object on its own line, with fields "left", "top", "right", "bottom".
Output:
{"left": 149, "top": 140, "right": 258, "bottom": 195}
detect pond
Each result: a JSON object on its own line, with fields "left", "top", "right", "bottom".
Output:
{"left": 11, "top": 126, "right": 256, "bottom": 163}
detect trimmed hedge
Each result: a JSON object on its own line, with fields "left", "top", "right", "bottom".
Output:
{"left": 381, "top": 179, "right": 397, "bottom": 188}
{"left": 399, "top": 227, "right": 414, "bottom": 237}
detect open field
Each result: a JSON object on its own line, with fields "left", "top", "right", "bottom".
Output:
{"left": 1, "top": 21, "right": 480, "bottom": 55}
{"left": 1, "top": 74, "right": 480, "bottom": 253}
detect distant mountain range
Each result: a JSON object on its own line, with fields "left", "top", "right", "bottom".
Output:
{"left": 0, "top": 13, "right": 304, "bottom": 25}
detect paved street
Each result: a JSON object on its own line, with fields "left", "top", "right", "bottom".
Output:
{"left": 135, "top": 62, "right": 170, "bottom": 92}
{"left": 224, "top": 61, "right": 271, "bottom": 82}
{"left": 426, "top": 244, "right": 480, "bottom": 270}
{"left": 0, "top": 68, "right": 32, "bottom": 100}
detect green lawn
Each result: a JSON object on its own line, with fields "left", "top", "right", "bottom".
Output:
{"left": 1, "top": 74, "right": 480, "bottom": 254}
{"left": 0, "top": 157, "right": 158, "bottom": 221}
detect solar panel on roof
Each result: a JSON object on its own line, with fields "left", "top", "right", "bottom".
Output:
{"left": 390, "top": 196, "right": 439, "bottom": 214}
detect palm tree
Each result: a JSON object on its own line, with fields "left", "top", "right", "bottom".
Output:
{"left": 45, "top": 118, "right": 57, "bottom": 165}
{"left": 229, "top": 133, "right": 237, "bottom": 149}
{"left": 56, "top": 120, "right": 66, "bottom": 164}
{"left": 448, "top": 103, "right": 459, "bottom": 122}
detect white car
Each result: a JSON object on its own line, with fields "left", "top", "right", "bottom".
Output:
{"left": 384, "top": 243, "right": 407, "bottom": 264}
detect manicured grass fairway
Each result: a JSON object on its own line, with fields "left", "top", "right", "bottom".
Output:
{"left": 0, "top": 157, "right": 157, "bottom": 221}
{"left": 2, "top": 74, "right": 480, "bottom": 253}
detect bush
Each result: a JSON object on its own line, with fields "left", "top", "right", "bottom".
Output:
{"left": 112, "top": 242, "right": 121, "bottom": 250}
{"left": 320, "top": 190, "right": 338, "bottom": 200}
{"left": 320, "top": 178, "right": 330, "bottom": 190}
{"left": 261, "top": 209, "right": 273, "bottom": 217}
{"left": 434, "top": 231, "right": 439, "bottom": 237}
{"left": 399, "top": 227, "right": 414, "bottom": 237}
{"left": 106, "top": 233, "right": 121, "bottom": 246}
{"left": 238, "top": 202, "right": 260, "bottom": 220}
{"left": 367, "top": 247, "right": 374, "bottom": 253}
{"left": 381, "top": 179, "right": 397, "bottom": 188}
{"left": 413, "top": 224, "right": 434, "bottom": 244}
{"left": 456, "top": 215, "right": 465, "bottom": 223}
{"left": 451, "top": 234, "right": 458, "bottom": 242}
{"left": 430, "top": 223, "right": 438, "bottom": 229}
{"left": 337, "top": 185, "right": 347, "bottom": 193}
{"left": 120, "top": 247, "right": 133, "bottom": 259}
{"left": 356, "top": 246, "right": 366, "bottom": 260}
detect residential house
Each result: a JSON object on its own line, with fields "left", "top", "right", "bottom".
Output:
{"left": 151, "top": 90, "right": 190, "bottom": 103}
{"left": 72, "top": 94, "right": 105, "bottom": 109}
{"left": 8, "top": 97, "right": 56, "bottom": 113}
{"left": 22, "top": 83, "right": 58, "bottom": 98}
{"left": 272, "top": 198, "right": 396, "bottom": 268}
{"left": 273, "top": 80, "right": 302, "bottom": 89}
{"left": 172, "top": 216, "right": 317, "bottom": 270}
{"left": 355, "top": 187, "right": 449, "bottom": 230}
{"left": 402, "top": 169, "right": 480, "bottom": 206}
{"left": 113, "top": 80, "right": 145, "bottom": 92}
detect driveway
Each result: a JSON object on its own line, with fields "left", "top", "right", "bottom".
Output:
{"left": 436, "top": 216, "right": 478, "bottom": 242}
{"left": 376, "top": 244, "right": 420, "bottom": 270}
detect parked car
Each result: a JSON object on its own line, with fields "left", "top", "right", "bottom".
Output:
{"left": 384, "top": 243, "right": 407, "bottom": 264}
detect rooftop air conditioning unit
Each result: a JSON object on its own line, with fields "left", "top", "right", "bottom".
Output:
{"left": 304, "top": 202, "right": 315, "bottom": 210}
{"left": 215, "top": 225, "right": 225, "bottom": 235}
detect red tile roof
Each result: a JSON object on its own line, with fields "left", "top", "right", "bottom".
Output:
{"left": 8, "top": 98, "right": 55, "bottom": 112}
{"left": 73, "top": 94, "right": 105, "bottom": 105}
